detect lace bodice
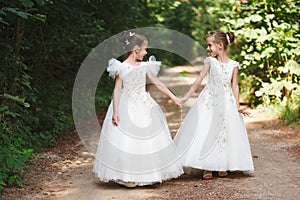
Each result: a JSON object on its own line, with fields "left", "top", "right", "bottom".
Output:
{"left": 201, "top": 57, "right": 240, "bottom": 109}
{"left": 121, "top": 65, "right": 148, "bottom": 97}
{"left": 204, "top": 56, "right": 239, "bottom": 89}
{"left": 107, "top": 58, "right": 161, "bottom": 102}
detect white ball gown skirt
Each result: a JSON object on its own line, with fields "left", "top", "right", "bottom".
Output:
{"left": 174, "top": 86, "right": 254, "bottom": 172}
{"left": 93, "top": 93, "right": 184, "bottom": 186}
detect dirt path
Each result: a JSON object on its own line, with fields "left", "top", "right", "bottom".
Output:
{"left": 1, "top": 66, "right": 299, "bottom": 200}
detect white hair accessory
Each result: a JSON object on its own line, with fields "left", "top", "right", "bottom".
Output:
{"left": 226, "top": 33, "right": 230, "bottom": 44}
{"left": 129, "top": 32, "right": 135, "bottom": 37}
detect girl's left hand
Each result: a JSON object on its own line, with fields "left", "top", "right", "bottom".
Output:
{"left": 238, "top": 108, "right": 251, "bottom": 116}
{"left": 173, "top": 97, "right": 182, "bottom": 109}
{"left": 179, "top": 97, "right": 187, "bottom": 106}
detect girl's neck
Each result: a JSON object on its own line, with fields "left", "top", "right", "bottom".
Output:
{"left": 124, "top": 56, "right": 142, "bottom": 66}
{"left": 215, "top": 52, "right": 230, "bottom": 63}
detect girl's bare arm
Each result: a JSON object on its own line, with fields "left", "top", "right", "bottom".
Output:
{"left": 112, "top": 75, "right": 123, "bottom": 125}
{"left": 147, "top": 72, "right": 181, "bottom": 108}
{"left": 181, "top": 63, "right": 210, "bottom": 104}
{"left": 232, "top": 67, "right": 250, "bottom": 116}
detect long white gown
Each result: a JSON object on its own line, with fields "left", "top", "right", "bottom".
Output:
{"left": 93, "top": 58, "right": 183, "bottom": 186}
{"left": 174, "top": 56, "right": 254, "bottom": 172}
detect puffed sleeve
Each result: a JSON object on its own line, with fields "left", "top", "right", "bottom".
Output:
{"left": 107, "top": 58, "right": 123, "bottom": 79}
{"left": 146, "top": 55, "right": 161, "bottom": 76}
{"left": 203, "top": 56, "right": 212, "bottom": 65}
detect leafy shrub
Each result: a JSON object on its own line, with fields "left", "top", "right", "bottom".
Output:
{"left": 221, "top": 0, "right": 300, "bottom": 123}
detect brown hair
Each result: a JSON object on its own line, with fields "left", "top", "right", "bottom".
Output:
{"left": 119, "top": 31, "right": 147, "bottom": 52}
{"left": 206, "top": 30, "right": 235, "bottom": 49}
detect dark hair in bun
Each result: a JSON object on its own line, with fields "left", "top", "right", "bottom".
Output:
{"left": 119, "top": 31, "right": 147, "bottom": 52}
{"left": 205, "top": 30, "right": 235, "bottom": 49}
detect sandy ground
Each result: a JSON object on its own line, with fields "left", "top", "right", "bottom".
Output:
{"left": 1, "top": 65, "right": 299, "bottom": 200}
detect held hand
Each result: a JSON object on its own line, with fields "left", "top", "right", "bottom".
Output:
{"left": 180, "top": 97, "right": 187, "bottom": 106}
{"left": 238, "top": 108, "right": 251, "bottom": 116}
{"left": 173, "top": 97, "right": 182, "bottom": 109}
{"left": 112, "top": 113, "right": 120, "bottom": 126}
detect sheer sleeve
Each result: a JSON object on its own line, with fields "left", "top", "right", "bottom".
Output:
{"left": 146, "top": 55, "right": 161, "bottom": 76}
{"left": 107, "top": 58, "right": 123, "bottom": 79}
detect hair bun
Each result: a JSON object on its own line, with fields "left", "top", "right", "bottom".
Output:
{"left": 226, "top": 31, "right": 235, "bottom": 43}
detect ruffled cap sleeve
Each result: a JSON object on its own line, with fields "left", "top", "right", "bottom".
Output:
{"left": 146, "top": 55, "right": 161, "bottom": 76}
{"left": 107, "top": 58, "right": 122, "bottom": 79}
{"left": 232, "top": 60, "right": 240, "bottom": 69}
{"left": 203, "top": 56, "right": 212, "bottom": 64}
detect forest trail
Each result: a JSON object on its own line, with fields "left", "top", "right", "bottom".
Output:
{"left": 2, "top": 65, "right": 300, "bottom": 200}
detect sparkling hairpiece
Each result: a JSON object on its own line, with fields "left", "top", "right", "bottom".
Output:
{"left": 226, "top": 33, "right": 230, "bottom": 44}
{"left": 124, "top": 32, "right": 135, "bottom": 46}
{"left": 129, "top": 32, "right": 135, "bottom": 37}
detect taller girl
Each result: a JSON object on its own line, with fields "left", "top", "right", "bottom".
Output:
{"left": 93, "top": 31, "right": 183, "bottom": 187}
{"left": 174, "top": 30, "right": 254, "bottom": 179}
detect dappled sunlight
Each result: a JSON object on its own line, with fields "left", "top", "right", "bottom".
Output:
{"left": 242, "top": 108, "right": 294, "bottom": 140}
{"left": 244, "top": 108, "right": 277, "bottom": 124}
{"left": 51, "top": 151, "right": 94, "bottom": 172}
{"left": 54, "top": 163, "right": 163, "bottom": 200}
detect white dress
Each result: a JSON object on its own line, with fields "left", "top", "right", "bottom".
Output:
{"left": 93, "top": 58, "right": 184, "bottom": 186}
{"left": 174, "top": 56, "right": 254, "bottom": 172}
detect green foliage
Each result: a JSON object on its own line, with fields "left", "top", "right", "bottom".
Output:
{"left": 95, "top": 75, "right": 114, "bottom": 111}
{"left": 220, "top": 0, "right": 300, "bottom": 122}
{"left": 0, "top": 144, "right": 33, "bottom": 190}
{"left": 280, "top": 89, "right": 300, "bottom": 123}
{"left": 152, "top": 0, "right": 223, "bottom": 44}
{"left": 259, "top": 86, "right": 300, "bottom": 124}
{"left": 147, "top": 0, "right": 226, "bottom": 64}
{"left": 0, "top": 89, "right": 34, "bottom": 190}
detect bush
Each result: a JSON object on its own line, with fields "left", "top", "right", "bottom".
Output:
{"left": 221, "top": 0, "right": 300, "bottom": 122}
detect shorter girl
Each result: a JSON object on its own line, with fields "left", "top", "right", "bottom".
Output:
{"left": 174, "top": 30, "right": 254, "bottom": 179}
{"left": 93, "top": 31, "right": 184, "bottom": 187}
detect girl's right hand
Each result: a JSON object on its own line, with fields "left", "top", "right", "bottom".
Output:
{"left": 180, "top": 97, "right": 188, "bottom": 106}
{"left": 112, "top": 113, "right": 120, "bottom": 126}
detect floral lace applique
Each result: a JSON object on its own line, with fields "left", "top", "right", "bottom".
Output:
{"left": 201, "top": 86, "right": 217, "bottom": 109}
{"left": 216, "top": 117, "right": 227, "bottom": 152}
{"left": 128, "top": 91, "right": 154, "bottom": 108}
{"left": 121, "top": 66, "right": 154, "bottom": 108}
